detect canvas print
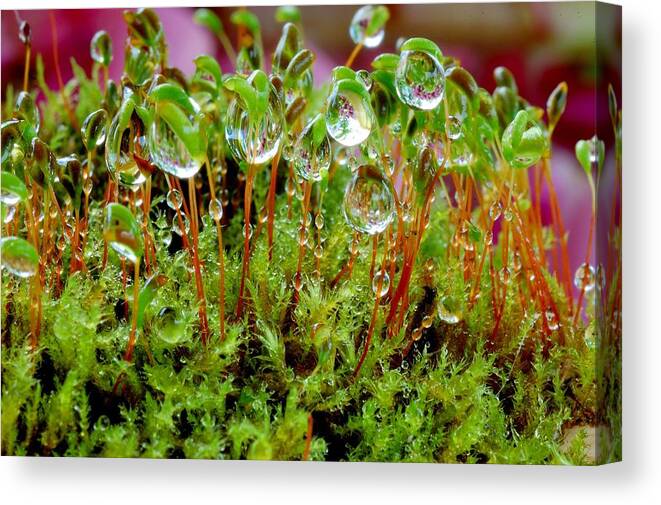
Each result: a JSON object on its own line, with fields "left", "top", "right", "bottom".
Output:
{"left": 0, "top": 3, "right": 621, "bottom": 464}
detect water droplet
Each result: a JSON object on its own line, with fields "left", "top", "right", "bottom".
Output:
{"left": 105, "top": 94, "right": 146, "bottom": 189}
{"left": 314, "top": 244, "right": 323, "bottom": 259}
{"left": 225, "top": 80, "right": 283, "bottom": 165}
{"left": 447, "top": 115, "right": 462, "bottom": 140}
{"left": 103, "top": 203, "right": 142, "bottom": 264}
{"left": 293, "top": 114, "right": 331, "bottom": 182}
{"left": 356, "top": 69, "right": 373, "bottom": 91}
{"left": 349, "top": 5, "right": 386, "bottom": 48}
{"left": 81, "top": 109, "right": 108, "bottom": 151}
{"left": 15, "top": 91, "right": 40, "bottom": 133}
{"left": 90, "top": 30, "right": 112, "bottom": 66}
{"left": 334, "top": 146, "right": 349, "bottom": 166}
{"left": 326, "top": 84, "right": 373, "bottom": 147}
{"left": 242, "top": 223, "right": 253, "bottom": 240}
{"left": 3, "top": 204, "right": 16, "bottom": 224}
{"left": 315, "top": 213, "right": 325, "bottom": 230}
{"left": 545, "top": 310, "right": 559, "bottom": 331}
{"left": 342, "top": 164, "right": 395, "bottom": 235}
{"left": 421, "top": 314, "right": 434, "bottom": 329}
{"left": 167, "top": 189, "right": 183, "bottom": 210}
{"left": 574, "top": 262, "right": 596, "bottom": 292}
{"left": 158, "top": 228, "right": 172, "bottom": 248}
{"left": 83, "top": 178, "right": 94, "bottom": 196}
{"left": 372, "top": 270, "right": 390, "bottom": 297}
{"left": 438, "top": 295, "right": 462, "bottom": 324}
{"left": 499, "top": 266, "right": 511, "bottom": 285}
{"left": 298, "top": 226, "right": 309, "bottom": 247}
{"left": 395, "top": 49, "right": 445, "bottom": 110}
{"left": 155, "top": 307, "right": 187, "bottom": 344}
{"left": 503, "top": 208, "right": 513, "bottom": 222}
{"left": 0, "top": 236, "right": 38, "bottom": 278}
{"left": 512, "top": 252, "right": 522, "bottom": 273}
{"left": 208, "top": 198, "right": 223, "bottom": 221}
{"left": 148, "top": 109, "right": 203, "bottom": 179}
{"left": 411, "top": 327, "right": 423, "bottom": 341}
{"left": 294, "top": 272, "right": 304, "bottom": 292}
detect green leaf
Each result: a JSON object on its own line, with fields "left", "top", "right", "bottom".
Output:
{"left": 193, "top": 8, "right": 223, "bottom": 36}
{"left": 546, "top": 82, "right": 568, "bottom": 131}
{"left": 223, "top": 75, "right": 257, "bottom": 116}
{"left": 156, "top": 101, "right": 205, "bottom": 159}
{"left": 493, "top": 66, "right": 518, "bottom": 94}
{"left": 275, "top": 6, "right": 301, "bottom": 24}
{"left": 608, "top": 84, "right": 618, "bottom": 128}
{"left": 149, "top": 83, "right": 196, "bottom": 117}
{"left": 311, "top": 114, "right": 327, "bottom": 147}
{"left": 230, "top": 9, "right": 261, "bottom": 36}
{"left": 1, "top": 171, "right": 29, "bottom": 202}
{"left": 447, "top": 66, "right": 478, "bottom": 101}
{"left": 136, "top": 273, "right": 167, "bottom": 329}
{"left": 502, "top": 110, "right": 546, "bottom": 169}
{"left": 103, "top": 203, "right": 143, "bottom": 260}
{"left": 371, "top": 53, "right": 399, "bottom": 72}
{"left": 399, "top": 38, "right": 443, "bottom": 63}
{"left": 193, "top": 55, "right": 223, "bottom": 89}
{"left": 0, "top": 236, "right": 39, "bottom": 278}
{"left": 284, "top": 49, "right": 315, "bottom": 86}
{"left": 331, "top": 66, "right": 357, "bottom": 83}
{"left": 575, "top": 136, "right": 605, "bottom": 176}
{"left": 248, "top": 70, "right": 270, "bottom": 117}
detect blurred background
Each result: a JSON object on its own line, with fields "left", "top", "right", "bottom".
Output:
{"left": 1, "top": 3, "right": 621, "bottom": 278}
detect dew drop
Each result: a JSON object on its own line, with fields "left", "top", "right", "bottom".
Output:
{"left": 372, "top": 270, "right": 390, "bottom": 298}
{"left": 14, "top": 91, "right": 40, "bottom": 133}
{"left": 342, "top": 164, "right": 395, "bottom": 235}
{"left": 155, "top": 307, "right": 187, "bottom": 344}
{"left": 293, "top": 114, "right": 331, "bottom": 182}
{"left": 349, "top": 5, "right": 386, "bottom": 48}
{"left": 574, "top": 262, "right": 596, "bottom": 292}
{"left": 356, "top": 69, "right": 373, "bottom": 91}
{"left": 225, "top": 79, "right": 283, "bottom": 165}
{"left": 148, "top": 109, "right": 202, "bottom": 179}
{"left": 315, "top": 212, "right": 325, "bottom": 230}
{"left": 0, "top": 236, "right": 38, "bottom": 278}
{"left": 208, "top": 198, "right": 223, "bottom": 221}
{"left": 421, "top": 313, "right": 434, "bottom": 329}
{"left": 438, "top": 295, "right": 462, "bottom": 324}
{"left": 167, "top": 189, "right": 183, "bottom": 210}
{"left": 411, "top": 327, "right": 423, "bottom": 341}
{"left": 545, "top": 310, "right": 560, "bottom": 331}
{"left": 447, "top": 115, "right": 462, "bottom": 140}
{"left": 90, "top": 30, "right": 112, "bottom": 67}
{"left": 81, "top": 109, "right": 108, "bottom": 151}
{"left": 395, "top": 49, "right": 445, "bottom": 110}
{"left": 326, "top": 84, "right": 373, "bottom": 147}
{"left": 3, "top": 204, "right": 16, "bottom": 224}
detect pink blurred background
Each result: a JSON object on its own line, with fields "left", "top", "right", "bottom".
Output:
{"left": 1, "top": 3, "right": 621, "bottom": 285}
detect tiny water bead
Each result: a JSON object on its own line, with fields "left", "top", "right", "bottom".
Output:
{"left": 3, "top": 204, "right": 16, "bottom": 224}
{"left": 545, "top": 310, "right": 560, "bottom": 331}
{"left": 293, "top": 114, "right": 332, "bottom": 182}
{"left": 225, "top": 80, "right": 284, "bottom": 165}
{"left": 15, "top": 92, "right": 40, "bottom": 133}
{"left": 167, "top": 188, "right": 183, "bottom": 210}
{"left": 372, "top": 270, "right": 390, "bottom": 298}
{"left": 356, "top": 69, "right": 373, "bottom": 91}
{"left": 208, "top": 198, "right": 223, "bottom": 221}
{"left": 447, "top": 115, "right": 462, "bottom": 140}
{"left": 574, "top": 263, "right": 596, "bottom": 292}
{"left": 438, "top": 295, "right": 462, "bottom": 324}
{"left": 103, "top": 203, "right": 142, "bottom": 264}
{"left": 343, "top": 164, "right": 395, "bottom": 235}
{"left": 349, "top": 5, "right": 387, "bottom": 48}
{"left": 326, "top": 82, "right": 374, "bottom": 147}
{"left": 396, "top": 49, "right": 445, "bottom": 110}
{"left": 0, "top": 237, "right": 39, "bottom": 278}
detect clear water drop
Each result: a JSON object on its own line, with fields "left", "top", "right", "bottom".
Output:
{"left": 342, "top": 164, "right": 395, "bottom": 235}
{"left": 167, "top": 189, "right": 183, "bottom": 210}
{"left": 225, "top": 81, "right": 284, "bottom": 165}
{"left": 489, "top": 201, "right": 503, "bottom": 221}
{"left": 105, "top": 106, "right": 146, "bottom": 189}
{"left": 148, "top": 110, "right": 202, "bottom": 179}
{"left": 90, "top": 30, "right": 112, "bottom": 66}
{"left": 438, "top": 295, "right": 462, "bottom": 324}
{"left": 154, "top": 307, "right": 187, "bottom": 344}
{"left": 315, "top": 213, "right": 325, "bottom": 230}
{"left": 574, "top": 262, "right": 596, "bottom": 292}
{"left": 372, "top": 270, "right": 390, "bottom": 297}
{"left": 349, "top": 5, "right": 386, "bottom": 48}
{"left": 447, "top": 115, "right": 462, "bottom": 140}
{"left": 395, "top": 49, "right": 445, "bottom": 110}
{"left": 3, "top": 204, "right": 16, "bottom": 224}
{"left": 326, "top": 84, "right": 374, "bottom": 147}
{"left": 356, "top": 69, "right": 373, "bottom": 91}
{"left": 293, "top": 114, "right": 331, "bottom": 182}
{"left": 208, "top": 198, "right": 223, "bottom": 221}
{"left": 15, "top": 91, "right": 40, "bottom": 133}
{"left": 81, "top": 109, "right": 108, "bottom": 151}
{"left": 0, "top": 236, "right": 38, "bottom": 278}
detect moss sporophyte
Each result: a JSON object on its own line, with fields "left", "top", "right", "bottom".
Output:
{"left": 1, "top": 5, "right": 621, "bottom": 463}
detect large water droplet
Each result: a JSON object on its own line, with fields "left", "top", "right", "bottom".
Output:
{"left": 225, "top": 82, "right": 284, "bottom": 165}
{"left": 342, "top": 164, "right": 395, "bottom": 235}
{"left": 372, "top": 270, "right": 390, "bottom": 297}
{"left": 395, "top": 49, "right": 445, "bottom": 110}
{"left": 0, "top": 237, "right": 39, "bottom": 278}
{"left": 438, "top": 295, "right": 462, "bottom": 324}
{"left": 208, "top": 198, "right": 223, "bottom": 221}
{"left": 154, "top": 307, "right": 187, "bottom": 344}
{"left": 574, "top": 262, "right": 596, "bottom": 292}
{"left": 326, "top": 84, "right": 373, "bottom": 147}
{"left": 167, "top": 189, "right": 183, "bottom": 210}
{"left": 349, "top": 5, "right": 386, "bottom": 48}
{"left": 293, "top": 114, "right": 331, "bottom": 182}
{"left": 148, "top": 108, "right": 203, "bottom": 179}
{"left": 103, "top": 203, "right": 142, "bottom": 264}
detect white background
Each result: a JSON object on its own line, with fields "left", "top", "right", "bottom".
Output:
{"left": 1, "top": 0, "right": 660, "bottom": 503}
